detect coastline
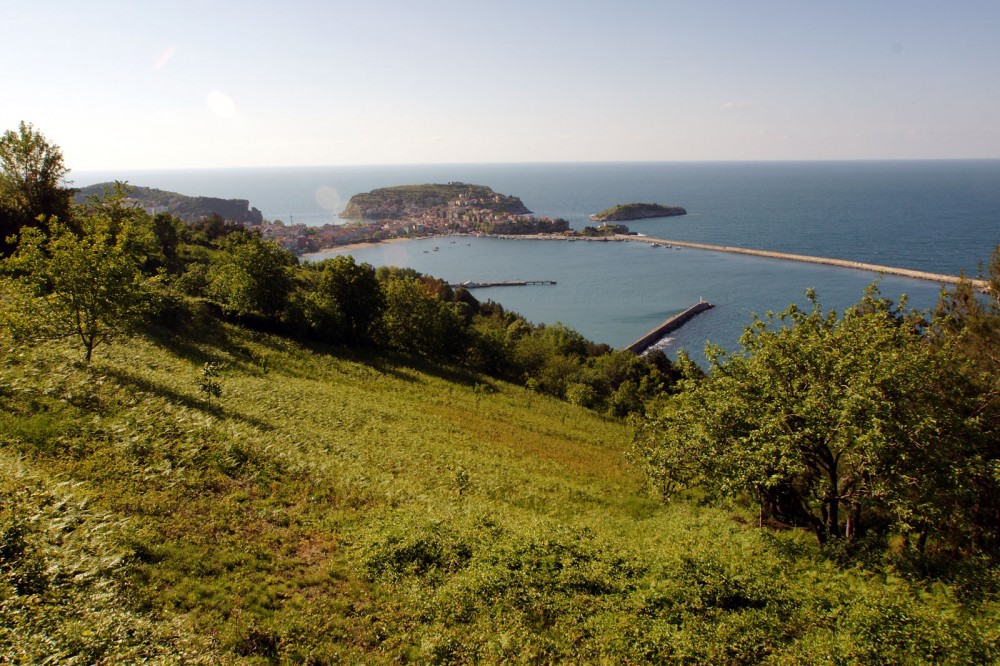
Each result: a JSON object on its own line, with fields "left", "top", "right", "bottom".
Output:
{"left": 302, "top": 235, "right": 420, "bottom": 258}
{"left": 306, "top": 232, "right": 990, "bottom": 290}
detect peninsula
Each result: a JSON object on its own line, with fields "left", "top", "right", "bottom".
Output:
{"left": 306, "top": 183, "right": 571, "bottom": 250}
{"left": 75, "top": 183, "right": 264, "bottom": 225}
{"left": 591, "top": 202, "right": 687, "bottom": 222}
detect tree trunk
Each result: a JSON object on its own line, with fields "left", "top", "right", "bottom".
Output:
{"left": 827, "top": 469, "right": 840, "bottom": 539}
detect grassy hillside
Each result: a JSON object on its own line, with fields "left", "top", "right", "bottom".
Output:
{"left": 2, "top": 322, "right": 998, "bottom": 663}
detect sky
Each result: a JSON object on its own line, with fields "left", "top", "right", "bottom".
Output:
{"left": 3, "top": 1, "right": 999, "bottom": 170}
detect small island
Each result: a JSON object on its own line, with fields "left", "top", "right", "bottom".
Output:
{"left": 590, "top": 202, "right": 687, "bottom": 222}
{"left": 340, "top": 182, "right": 532, "bottom": 221}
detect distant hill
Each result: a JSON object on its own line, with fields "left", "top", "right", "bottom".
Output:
{"left": 340, "top": 182, "right": 532, "bottom": 220}
{"left": 75, "top": 182, "right": 264, "bottom": 225}
{"left": 591, "top": 202, "right": 687, "bottom": 222}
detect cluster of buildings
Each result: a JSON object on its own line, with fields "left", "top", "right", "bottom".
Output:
{"left": 247, "top": 195, "right": 572, "bottom": 256}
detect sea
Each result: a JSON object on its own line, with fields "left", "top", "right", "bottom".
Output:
{"left": 75, "top": 161, "right": 1000, "bottom": 363}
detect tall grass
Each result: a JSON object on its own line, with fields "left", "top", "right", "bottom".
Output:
{"left": 1, "top": 327, "right": 997, "bottom": 663}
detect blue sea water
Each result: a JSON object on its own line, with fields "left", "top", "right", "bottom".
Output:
{"left": 75, "top": 161, "right": 1000, "bottom": 361}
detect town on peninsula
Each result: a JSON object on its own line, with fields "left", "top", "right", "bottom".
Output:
{"left": 90, "top": 181, "right": 683, "bottom": 254}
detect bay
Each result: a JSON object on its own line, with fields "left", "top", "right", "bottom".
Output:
{"left": 75, "top": 161, "right": 1000, "bottom": 361}
{"left": 312, "top": 235, "right": 946, "bottom": 361}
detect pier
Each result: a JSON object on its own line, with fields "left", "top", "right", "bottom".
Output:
{"left": 626, "top": 300, "right": 716, "bottom": 355}
{"left": 453, "top": 280, "right": 557, "bottom": 289}
{"left": 622, "top": 235, "right": 990, "bottom": 289}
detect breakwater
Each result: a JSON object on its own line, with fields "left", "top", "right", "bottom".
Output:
{"left": 626, "top": 301, "right": 716, "bottom": 355}
{"left": 623, "top": 235, "right": 990, "bottom": 289}
{"left": 451, "top": 280, "right": 557, "bottom": 289}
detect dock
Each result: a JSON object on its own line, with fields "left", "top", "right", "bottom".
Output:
{"left": 453, "top": 280, "right": 557, "bottom": 289}
{"left": 626, "top": 301, "right": 716, "bottom": 355}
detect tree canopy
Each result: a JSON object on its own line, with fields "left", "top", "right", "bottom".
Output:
{"left": 634, "top": 286, "right": 998, "bottom": 551}
{"left": 0, "top": 122, "right": 72, "bottom": 255}
{"left": 207, "top": 232, "right": 295, "bottom": 319}
{"left": 304, "top": 255, "right": 384, "bottom": 346}
{"left": 1, "top": 183, "right": 159, "bottom": 362}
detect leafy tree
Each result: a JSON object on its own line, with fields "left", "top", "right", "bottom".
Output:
{"left": 0, "top": 122, "right": 73, "bottom": 255}
{"left": 150, "top": 212, "right": 184, "bottom": 274}
{"left": 208, "top": 232, "right": 295, "bottom": 319}
{"left": 380, "top": 275, "right": 465, "bottom": 358}
{"left": 933, "top": 248, "right": 1000, "bottom": 552}
{"left": 304, "top": 255, "right": 384, "bottom": 345}
{"left": 1, "top": 183, "right": 159, "bottom": 362}
{"left": 634, "top": 287, "right": 989, "bottom": 548}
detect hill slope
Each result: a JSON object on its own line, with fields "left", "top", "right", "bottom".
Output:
{"left": 75, "top": 182, "right": 264, "bottom": 224}
{"left": 2, "top": 326, "right": 997, "bottom": 663}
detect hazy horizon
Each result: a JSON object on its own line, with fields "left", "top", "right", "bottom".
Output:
{"left": 6, "top": 1, "right": 999, "bottom": 170}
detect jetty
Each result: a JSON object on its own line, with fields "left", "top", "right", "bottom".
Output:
{"left": 453, "top": 280, "right": 557, "bottom": 289}
{"left": 626, "top": 300, "right": 716, "bottom": 355}
{"left": 622, "top": 235, "right": 990, "bottom": 289}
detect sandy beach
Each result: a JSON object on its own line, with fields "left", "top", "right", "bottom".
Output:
{"left": 303, "top": 235, "right": 423, "bottom": 258}
{"left": 307, "top": 232, "right": 624, "bottom": 257}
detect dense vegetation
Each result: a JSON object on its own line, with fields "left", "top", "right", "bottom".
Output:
{"left": 340, "top": 183, "right": 531, "bottom": 221}
{"left": 75, "top": 182, "right": 264, "bottom": 225}
{"left": 3, "top": 123, "right": 1000, "bottom": 662}
{"left": 590, "top": 203, "right": 687, "bottom": 222}
{"left": 634, "top": 284, "right": 1000, "bottom": 553}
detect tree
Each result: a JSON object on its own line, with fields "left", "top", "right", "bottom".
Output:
{"left": 380, "top": 275, "right": 465, "bottom": 358}
{"left": 1, "top": 183, "right": 159, "bottom": 362}
{"left": 0, "top": 122, "right": 72, "bottom": 255}
{"left": 304, "top": 255, "right": 384, "bottom": 345}
{"left": 150, "top": 212, "right": 183, "bottom": 274}
{"left": 933, "top": 247, "right": 1000, "bottom": 552}
{"left": 208, "top": 232, "right": 295, "bottom": 319}
{"left": 634, "top": 287, "right": 989, "bottom": 548}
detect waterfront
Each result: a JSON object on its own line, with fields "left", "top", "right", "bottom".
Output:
{"left": 76, "top": 160, "right": 1000, "bottom": 362}
{"left": 309, "top": 235, "right": 949, "bottom": 363}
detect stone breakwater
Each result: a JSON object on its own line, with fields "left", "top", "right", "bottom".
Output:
{"left": 623, "top": 235, "right": 989, "bottom": 289}
{"left": 323, "top": 232, "right": 991, "bottom": 292}
{"left": 626, "top": 301, "right": 716, "bottom": 355}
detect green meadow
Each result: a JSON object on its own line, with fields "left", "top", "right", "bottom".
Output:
{"left": 2, "top": 123, "right": 998, "bottom": 663}
{"left": 3, "top": 322, "right": 997, "bottom": 663}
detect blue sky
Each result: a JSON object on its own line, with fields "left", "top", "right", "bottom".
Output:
{"left": 3, "top": 1, "right": 999, "bottom": 169}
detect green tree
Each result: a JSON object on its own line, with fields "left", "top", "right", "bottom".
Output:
{"left": 0, "top": 122, "right": 73, "bottom": 255}
{"left": 634, "top": 287, "right": 987, "bottom": 548}
{"left": 304, "top": 255, "right": 384, "bottom": 345}
{"left": 208, "top": 232, "right": 295, "bottom": 319}
{"left": 150, "top": 212, "right": 184, "bottom": 274}
{"left": 381, "top": 275, "right": 465, "bottom": 358}
{"left": 933, "top": 248, "right": 1000, "bottom": 552}
{"left": 1, "top": 183, "right": 159, "bottom": 362}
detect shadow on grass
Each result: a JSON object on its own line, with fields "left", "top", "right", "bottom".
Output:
{"left": 143, "top": 299, "right": 494, "bottom": 390}
{"left": 101, "top": 366, "right": 276, "bottom": 432}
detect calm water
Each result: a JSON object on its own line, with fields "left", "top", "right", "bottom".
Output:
{"left": 76, "top": 161, "right": 1000, "bottom": 361}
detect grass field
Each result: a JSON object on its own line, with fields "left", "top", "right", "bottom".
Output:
{"left": 2, "top": 322, "right": 997, "bottom": 663}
